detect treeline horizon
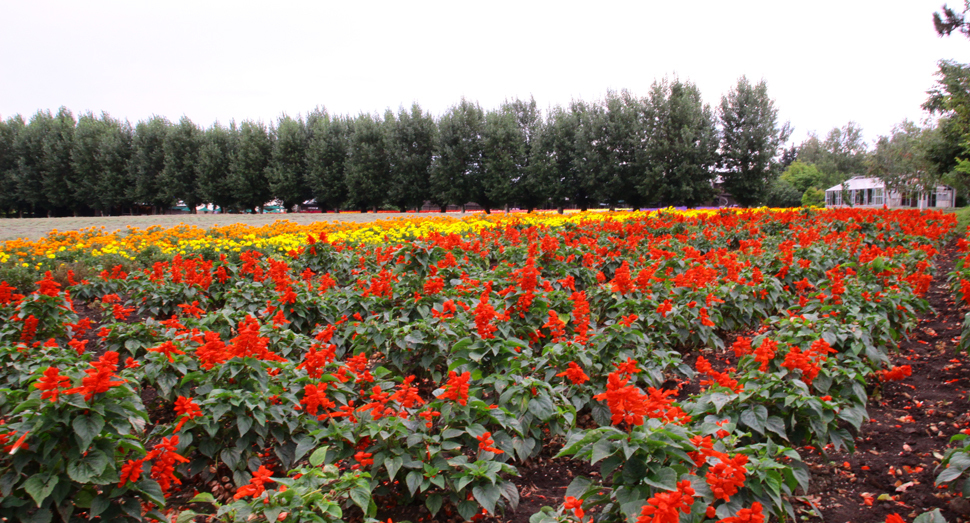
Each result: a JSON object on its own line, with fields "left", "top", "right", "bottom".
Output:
{"left": 0, "top": 77, "right": 797, "bottom": 217}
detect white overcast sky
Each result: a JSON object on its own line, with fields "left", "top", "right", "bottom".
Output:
{"left": 2, "top": 1, "right": 968, "bottom": 146}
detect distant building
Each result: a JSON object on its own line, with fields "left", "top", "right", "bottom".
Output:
{"left": 824, "top": 176, "right": 955, "bottom": 209}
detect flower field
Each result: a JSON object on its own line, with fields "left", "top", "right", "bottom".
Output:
{"left": 0, "top": 208, "right": 967, "bottom": 523}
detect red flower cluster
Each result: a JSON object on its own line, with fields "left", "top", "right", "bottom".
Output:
{"left": 694, "top": 356, "right": 741, "bottom": 393}
{"left": 64, "top": 351, "right": 125, "bottom": 401}
{"left": 440, "top": 371, "right": 471, "bottom": 406}
{"left": 173, "top": 396, "right": 203, "bottom": 432}
{"left": 879, "top": 365, "right": 912, "bottom": 382}
{"left": 636, "top": 480, "right": 694, "bottom": 523}
{"left": 556, "top": 362, "right": 590, "bottom": 385}
{"left": 234, "top": 465, "right": 275, "bottom": 499}
{"left": 476, "top": 431, "right": 503, "bottom": 454}
{"left": 34, "top": 367, "right": 71, "bottom": 402}
{"left": 543, "top": 310, "right": 567, "bottom": 342}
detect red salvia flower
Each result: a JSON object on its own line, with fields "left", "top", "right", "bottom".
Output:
{"left": 440, "top": 371, "right": 471, "bottom": 406}
{"left": 20, "top": 315, "right": 39, "bottom": 343}
{"left": 636, "top": 480, "right": 695, "bottom": 523}
{"left": 556, "top": 362, "right": 590, "bottom": 385}
{"left": 64, "top": 351, "right": 125, "bottom": 401}
{"left": 611, "top": 261, "right": 635, "bottom": 294}
{"left": 476, "top": 431, "right": 503, "bottom": 454}
{"left": 149, "top": 341, "right": 186, "bottom": 363}
{"left": 34, "top": 367, "right": 71, "bottom": 402}
{"left": 234, "top": 465, "right": 275, "bottom": 499}
{"left": 718, "top": 502, "right": 764, "bottom": 523}
{"left": 543, "top": 310, "right": 567, "bottom": 342}
{"left": 564, "top": 496, "right": 584, "bottom": 520}
{"left": 36, "top": 271, "right": 61, "bottom": 297}
{"left": 173, "top": 396, "right": 203, "bottom": 432}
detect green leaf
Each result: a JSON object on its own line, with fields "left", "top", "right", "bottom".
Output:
{"left": 740, "top": 405, "right": 768, "bottom": 435}
{"left": 237, "top": 412, "right": 252, "bottom": 437}
{"left": 473, "top": 483, "right": 502, "bottom": 514}
{"left": 591, "top": 439, "right": 614, "bottom": 464}
{"left": 23, "top": 474, "right": 58, "bottom": 507}
{"left": 189, "top": 493, "right": 216, "bottom": 503}
{"left": 426, "top": 493, "right": 443, "bottom": 516}
{"left": 221, "top": 447, "right": 242, "bottom": 470}
{"left": 913, "top": 509, "right": 947, "bottom": 523}
{"left": 349, "top": 486, "right": 371, "bottom": 510}
{"left": 641, "top": 468, "right": 677, "bottom": 492}
{"left": 73, "top": 412, "right": 105, "bottom": 451}
{"left": 294, "top": 435, "right": 316, "bottom": 462}
{"left": 406, "top": 470, "right": 422, "bottom": 495}
{"left": 176, "top": 510, "right": 200, "bottom": 523}
{"left": 67, "top": 449, "right": 110, "bottom": 483}
{"left": 500, "top": 481, "right": 519, "bottom": 511}
{"left": 309, "top": 446, "right": 329, "bottom": 467}
{"left": 458, "top": 500, "right": 479, "bottom": 521}
{"left": 385, "top": 456, "right": 403, "bottom": 481}
{"left": 527, "top": 395, "right": 555, "bottom": 420}
{"left": 565, "top": 476, "right": 592, "bottom": 499}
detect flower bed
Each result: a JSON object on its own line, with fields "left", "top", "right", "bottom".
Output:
{"left": 0, "top": 207, "right": 958, "bottom": 523}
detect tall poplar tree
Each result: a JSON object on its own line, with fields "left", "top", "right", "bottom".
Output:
{"left": 42, "top": 107, "right": 77, "bottom": 215}
{"left": 230, "top": 120, "right": 272, "bottom": 213}
{"left": 268, "top": 115, "right": 310, "bottom": 211}
{"left": 345, "top": 113, "right": 390, "bottom": 212}
{"left": 306, "top": 111, "right": 350, "bottom": 212}
{"left": 162, "top": 116, "right": 203, "bottom": 213}
{"left": 197, "top": 122, "right": 236, "bottom": 213}
{"left": 386, "top": 104, "right": 436, "bottom": 212}
{"left": 130, "top": 116, "right": 171, "bottom": 212}
{"left": 719, "top": 76, "right": 791, "bottom": 206}
{"left": 432, "top": 99, "right": 486, "bottom": 211}
{"left": 639, "top": 79, "right": 719, "bottom": 207}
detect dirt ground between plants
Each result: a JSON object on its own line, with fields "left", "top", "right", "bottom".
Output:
{"left": 66, "top": 240, "right": 970, "bottom": 523}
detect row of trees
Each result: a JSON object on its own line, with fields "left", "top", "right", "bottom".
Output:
{"left": 0, "top": 77, "right": 791, "bottom": 217}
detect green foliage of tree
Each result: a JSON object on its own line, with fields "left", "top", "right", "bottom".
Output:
{"left": 639, "top": 79, "right": 719, "bottom": 207}
{"left": 480, "top": 107, "right": 523, "bottom": 213}
{"left": 130, "top": 116, "right": 172, "bottom": 212}
{"left": 306, "top": 110, "right": 350, "bottom": 212}
{"left": 0, "top": 116, "right": 24, "bottom": 215}
{"left": 345, "top": 113, "right": 390, "bottom": 212}
{"left": 867, "top": 120, "right": 940, "bottom": 206}
{"left": 796, "top": 123, "right": 868, "bottom": 189}
{"left": 162, "top": 116, "right": 203, "bottom": 214}
{"left": 502, "top": 97, "right": 550, "bottom": 212}
{"left": 763, "top": 178, "right": 803, "bottom": 208}
{"left": 432, "top": 99, "right": 486, "bottom": 211}
{"left": 779, "top": 160, "right": 823, "bottom": 193}
{"left": 268, "top": 115, "right": 310, "bottom": 211}
{"left": 197, "top": 123, "right": 236, "bottom": 213}
{"left": 934, "top": 1, "right": 970, "bottom": 38}
{"left": 230, "top": 120, "right": 272, "bottom": 213}
{"left": 14, "top": 111, "right": 51, "bottom": 216}
{"left": 72, "top": 113, "right": 133, "bottom": 215}
{"left": 719, "top": 77, "right": 791, "bottom": 207}
{"left": 386, "top": 104, "right": 436, "bottom": 212}
{"left": 95, "top": 116, "right": 134, "bottom": 213}
{"left": 538, "top": 105, "right": 584, "bottom": 211}
{"left": 801, "top": 187, "right": 826, "bottom": 207}
{"left": 41, "top": 107, "right": 77, "bottom": 215}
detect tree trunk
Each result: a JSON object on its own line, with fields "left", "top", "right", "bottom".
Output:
{"left": 439, "top": 205, "right": 447, "bottom": 213}
{"left": 558, "top": 207, "right": 564, "bottom": 214}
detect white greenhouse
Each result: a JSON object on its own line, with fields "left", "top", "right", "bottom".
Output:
{"left": 824, "top": 176, "right": 955, "bottom": 209}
